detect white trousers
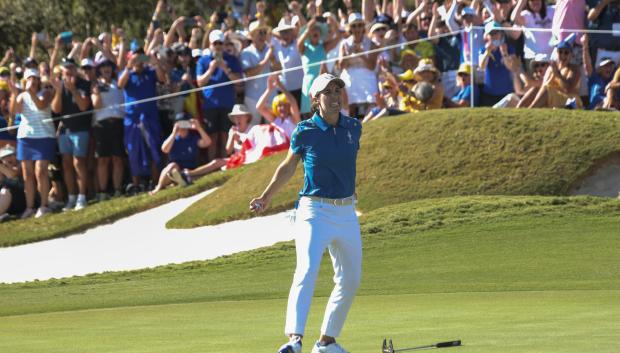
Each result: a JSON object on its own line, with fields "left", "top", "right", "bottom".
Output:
{"left": 284, "top": 197, "right": 362, "bottom": 338}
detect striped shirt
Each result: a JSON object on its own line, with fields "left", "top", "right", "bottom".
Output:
{"left": 17, "top": 92, "right": 55, "bottom": 139}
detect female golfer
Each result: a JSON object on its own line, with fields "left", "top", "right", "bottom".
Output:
{"left": 250, "top": 73, "right": 362, "bottom": 353}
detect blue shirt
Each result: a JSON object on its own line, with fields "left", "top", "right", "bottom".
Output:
{"left": 196, "top": 53, "right": 242, "bottom": 109}
{"left": 452, "top": 85, "right": 479, "bottom": 106}
{"left": 169, "top": 131, "right": 200, "bottom": 169}
{"left": 122, "top": 68, "right": 159, "bottom": 117}
{"left": 290, "top": 113, "right": 362, "bottom": 199}
{"left": 588, "top": 72, "right": 610, "bottom": 110}
{"left": 480, "top": 45, "right": 515, "bottom": 96}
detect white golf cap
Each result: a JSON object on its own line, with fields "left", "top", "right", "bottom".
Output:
{"left": 309, "top": 73, "right": 345, "bottom": 99}
{"left": 597, "top": 57, "right": 615, "bottom": 69}
{"left": 533, "top": 53, "right": 550, "bottom": 62}
{"left": 24, "top": 68, "right": 40, "bottom": 80}
{"left": 209, "top": 30, "right": 225, "bottom": 43}
{"left": 348, "top": 12, "right": 364, "bottom": 26}
{"left": 80, "top": 58, "right": 95, "bottom": 67}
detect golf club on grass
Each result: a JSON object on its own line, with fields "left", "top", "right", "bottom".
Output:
{"left": 382, "top": 338, "right": 461, "bottom": 352}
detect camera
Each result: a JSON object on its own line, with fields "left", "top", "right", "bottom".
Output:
{"left": 60, "top": 31, "right": 73, "bottom": 44}
{"left": 185, "top": 18, "right": 197, "bottom": 27}
{"left": 177, "top": 120, "right": 192, "bottom": 129}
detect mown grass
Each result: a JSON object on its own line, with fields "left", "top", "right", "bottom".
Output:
{"left": 1, "top": 196, "right": 618, "bottom": 317}
{"left": 168, "top": 108, "right": 620, "bottom": 228}
{"left": 0, "top": 169, "right": 239, "bottom": 247}
{"left": 0, "top": 196, "right": 619, "bottom": 352}
{"left": 1, "top": 290, "right": 618, "bottom": 353}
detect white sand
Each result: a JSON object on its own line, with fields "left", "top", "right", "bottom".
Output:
{"left": 0, "top": 188, "right": 295, "bottom": 284}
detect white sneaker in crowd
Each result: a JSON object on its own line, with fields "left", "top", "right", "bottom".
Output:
{"left": 35, "top": 207, "right": 51, "bottom": 218}
{"left": 96, "top": 192, "right": 109, "bottom": 202}
{"left": 74, "top": 198, "right": 87, "bottom": 211}
{"left": 278, "top": 337, "right": 302, "bottom": 353}
{"left": 311, "top": 341, "right": 349, "bottom": 353}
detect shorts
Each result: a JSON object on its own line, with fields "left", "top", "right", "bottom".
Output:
{"left": 17, "top": 137, "right": 57, "bottom": 161}
{"left": 203, "top": 107, "right": 233, "bottom": 134}
{"left": 93, "top": 119, "right": 125, "bottom": 158}
{"left": 58, "top": 131, "right": 90, "bottom": 158}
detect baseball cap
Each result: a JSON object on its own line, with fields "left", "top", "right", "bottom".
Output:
{"left": 484, "top": 21, "right": 503, "bottom": 35}
{"left": 309, "top": 73, "right": 345, "bottom": 99}
{"left": 209, "top": 30, "right": 225, "bottom": 43}
{"left": 61, "top": 57, "right": 77, "bottom": 67}
{"left": 533, "top": 53, "right": 550, "bottom": 63}
{"left": 348, "top": 12, "right": 364, "bottom": 26}
{"left": 23, "top": 57, "right": 38, "bottom": 68}
{"left": 597, "top": 58, "right": 615, "bottom": 69}
{"left": 80, "top": 58, "right": 95, "bottom": 68}
{"left": 461, "top": 7, "right": 476, "bottom": 17}
{"left": 274, "top": 18, "right": 295, "bottom": 33}
{"left": 24, "top": 68, "right": 40, "bottom": 80}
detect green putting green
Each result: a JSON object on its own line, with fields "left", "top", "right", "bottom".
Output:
{"left": 1, "top": 197, "right": 619, "bottom": 352}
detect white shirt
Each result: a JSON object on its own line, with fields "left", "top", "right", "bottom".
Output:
{"left": 240, "top": 44, "right": 271, "bottom": 100}
{"left": 272, "top": 39, "right": 303, "bottom": 91}
{"left": 94, "top": 80, "right": 125, "bottom": 122}
{"left": 17, "top": 92, "right": 55, "bottom": 139}
{"left": 521, "top": 6, "right": 556, "bottom": 59}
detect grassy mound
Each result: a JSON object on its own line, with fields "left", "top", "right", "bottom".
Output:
{"left": 0, "top": 170, "right": 237, "bottom": 247}
{"left": 168, "top": 108, "right": 620, "bottom": 228}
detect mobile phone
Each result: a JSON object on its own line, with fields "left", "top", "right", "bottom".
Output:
{"left": 185, "top": 18, "right": 197, "bottom": 27}
{"left": 152, "top": 19, "right": 161, "bottom": 30}
{"left": 315, "top": 16, "right": 327, "bottom": 23}
{"left": 177, "top": 120, "right": 192, "bottom": 129}
{"left": 138, "top": 54, "right": 150, "bottom": 63}
{"left": 36, "top": 32, "right": 49, "bottom": 43}
{"left": 60, "top": 31, "right": 73, "bottom": 44}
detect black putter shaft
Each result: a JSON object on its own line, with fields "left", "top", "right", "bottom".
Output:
{"left": 393, "top": 340, "right": 462, "bottom": 352}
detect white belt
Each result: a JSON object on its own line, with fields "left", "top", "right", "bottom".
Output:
{"left": 304, "top": 195, "right": 356, "bottom": 206}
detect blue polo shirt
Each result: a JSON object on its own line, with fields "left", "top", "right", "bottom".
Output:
{"left": 290, "top": 112, "right": 362, "bottom": 199}
{"left": 196, "top": 53, "right": 242, "bottom": 109}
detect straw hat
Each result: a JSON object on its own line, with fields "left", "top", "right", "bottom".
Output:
{"left": 369, "top": 22, "right": 389, "bottom": 34}
{"left": 249, "top": 21, "right": 271, "bottom": 35}
{"left": 0, "top": 145, "right": 16, "bottom": 159}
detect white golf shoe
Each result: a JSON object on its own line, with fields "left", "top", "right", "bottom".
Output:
{"left": 310, "top": 341, "right": 349, "bottom": 353}
{"left": 278, "top": 337, "right": 302, "bottom": 353}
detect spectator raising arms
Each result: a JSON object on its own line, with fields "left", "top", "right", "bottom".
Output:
{"left": 51, "top": 57, "right": 92, "bottom": 211}
{"left": 118, "top": 47, "right": 166, "bottom": 195}
{"left": 339, "top": 13, "right": 379, "bottom": 118}
{"left": 529, "top": 39, "right": 583, "bottom": 109}
{"left": 298, "top": 15, "right": 341, "bottom": 116}
{"left": 196, "top": 30, "right": 243, "bottom": 160}
{"left": 241, "top": 21, "right": 278, "bottom": 124}
{"left": 479, "top": 22, "right": 517, "bottom": 106}
{"left": 256, "top": 75, "right": 301, "bottom": 139}
{"left": 9, "top": 68, "right": 56, "bottom": 219}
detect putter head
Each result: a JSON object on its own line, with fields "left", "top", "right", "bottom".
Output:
{"left": 382, "top": 338, "right": 394, "bottom": 353}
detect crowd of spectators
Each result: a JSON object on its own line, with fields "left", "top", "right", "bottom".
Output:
{"left": 1, "top": 0, "right": 620, "bottom": 221}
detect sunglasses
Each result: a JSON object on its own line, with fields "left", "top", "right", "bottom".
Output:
{"left": 212, "top": 41, "right": 223, "bottom": 46}
{"left": 225, "top": 42, "right": 234, "bottom": 46}
{"left": 258, "top": 30, "right": 268, "bottom": 35}
{"left": 534, "top": 63, "right": 548, "bottom": 68}
{"left": 420, "top": 17, "right": 431, "bottom": 22}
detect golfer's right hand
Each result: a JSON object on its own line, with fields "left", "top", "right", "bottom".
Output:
{"left": 249, "top": 197, "right": 269, "bottom": 213}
